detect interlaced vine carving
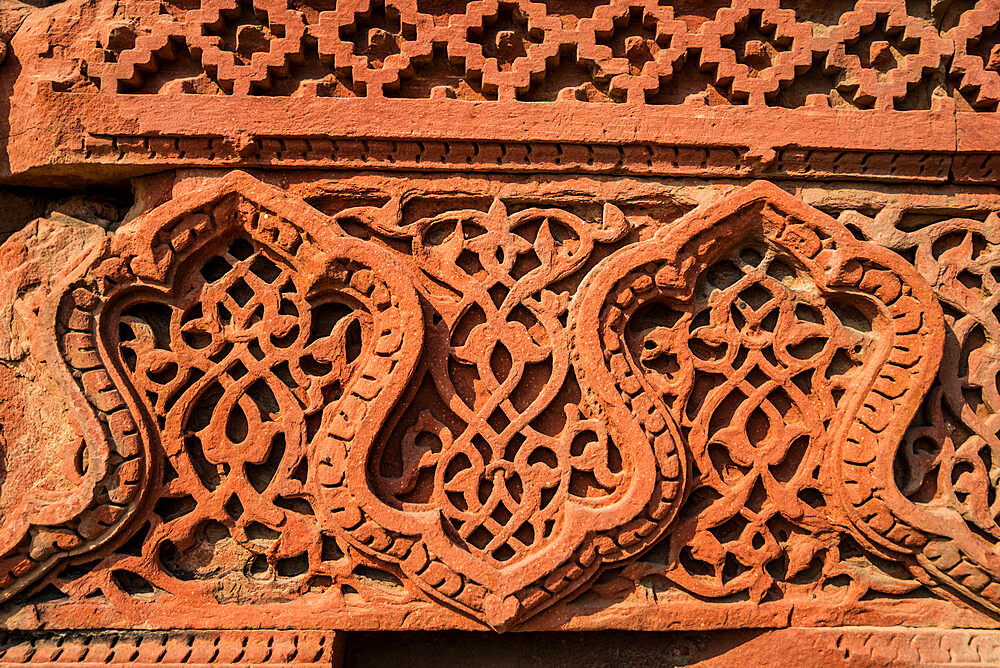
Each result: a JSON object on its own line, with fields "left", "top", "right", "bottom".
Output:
{"left": 9, "top": 175, "right": 1000, "bottom": 633}
{"left": 373, "top": 201, "right": 630, "bottom": 566}
{"left": 631, "top": 240, "right": 878, "bottom": 599}
{"left": 574, "top": 181, "right": 945, "bottom": 604}
{"left": 315, "top": 197, "right": 688, "bottom": 629}
{"left": 109, "top": 228, "right": 372, "bottom": 597}
{"left": 0, "top": 172, "right": 424, "bottom": 613}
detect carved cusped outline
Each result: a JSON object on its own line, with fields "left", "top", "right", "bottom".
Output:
{"left": 949, "top": 0, "right": 1000, "bottom": 109}
{"left": 14, "top": 176, "right": 1000, "bottom": 632}
{"left": 573, "top": 181, "right": 947, "bottom": 602}
{"left": 6, "top": 171, "right": 424, "bottom": 610}
{"left": 316, "top": 198, "right": 688, "bottom": 631}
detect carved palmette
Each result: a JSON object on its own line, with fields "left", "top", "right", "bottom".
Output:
{"left": 9, "top": 174, "right": 1000, "bottom": 632}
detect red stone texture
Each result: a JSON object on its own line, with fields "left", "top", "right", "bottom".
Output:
{"left": 3, "top": 0, "right": 1000, "bottom": 664}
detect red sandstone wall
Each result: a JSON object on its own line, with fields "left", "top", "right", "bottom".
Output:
{"left": 1, "top": 0, "right": 1000, "bottom": 664}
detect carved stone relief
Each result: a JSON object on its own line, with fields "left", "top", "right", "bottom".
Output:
{"left": 0, "top": 170, "right": 994, "bottom": 640}
{"left": 3, "top": 0, "right": 1000, "bottom": 664}
{"left": 11, "top": 0, "right": 1000, "bottom": 181}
